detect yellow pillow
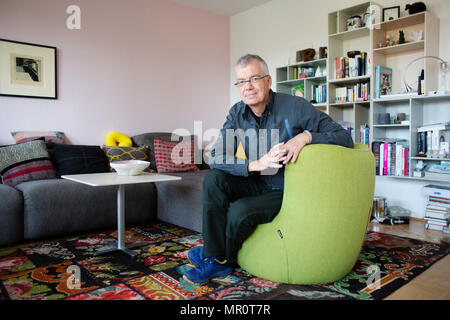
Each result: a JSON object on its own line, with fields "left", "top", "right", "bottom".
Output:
{"left": 106, "top": 131, "right": 132, "bottom": 147}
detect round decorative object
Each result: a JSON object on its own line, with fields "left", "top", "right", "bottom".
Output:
{"left": 106, "top": 131, "right": 133, "bottom": 147}
{"left": 403, "top": 56, "right": 449, "bottom": 94}
{"left": 110, "top": 160, "right": 150, "bottom": 176}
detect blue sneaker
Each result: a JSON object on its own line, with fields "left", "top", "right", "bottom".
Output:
{"left": 187, "top": 246, "right": 206, "bottom": 267}
{"left": 183, "top": 257, "right": 232, "bottom": 285}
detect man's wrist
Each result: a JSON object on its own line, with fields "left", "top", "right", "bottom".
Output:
{"left": 303, "top": 130, "right": 312, "bottom": 144}
{"left": 248, "top": 160, "right": 259, "bottom": 172}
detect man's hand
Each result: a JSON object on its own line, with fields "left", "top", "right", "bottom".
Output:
{"left": 248, "top": 143, "right": 287, "bottom": 172}
{"left": 282, "top": 132, "right": 311, "bottom": 164}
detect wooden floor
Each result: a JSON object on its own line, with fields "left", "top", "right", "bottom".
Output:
{"left": 367, "top": 219, "right": 450, "bottom": 300}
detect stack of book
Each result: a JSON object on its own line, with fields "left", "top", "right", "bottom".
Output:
{"left": 423, "top": 184, "right": 450, "bottom": 231}
{"left": 372, "top": 139, "right": 409, "bottom": 176}
{"left": 334, "top": 52, "right": 369, "bottom": 79}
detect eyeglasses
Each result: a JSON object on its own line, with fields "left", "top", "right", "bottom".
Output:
{"left": 234, "top": 75, "right": 268, "bottom": 87}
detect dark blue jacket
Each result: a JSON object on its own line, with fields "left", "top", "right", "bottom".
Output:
{"left": 209, "top": 90, "right": 353, "bottom": 190}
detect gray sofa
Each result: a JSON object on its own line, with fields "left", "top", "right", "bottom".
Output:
{"left": 0, "top": 131, "right": 208, "bottom": 247}
{"left": 0, "top": 169, "right": 207, "bottom": 247}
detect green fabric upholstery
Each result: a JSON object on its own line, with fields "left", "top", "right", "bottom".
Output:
{"left": 237, "top": 143, "right": 375, "bottom": 284}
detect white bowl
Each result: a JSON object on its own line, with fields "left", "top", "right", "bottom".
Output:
{"left": 110, "top": 160, "right": 150, "bottom": 176}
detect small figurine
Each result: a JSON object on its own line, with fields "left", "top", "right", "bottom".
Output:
{"left": 384, "top": 34, "right": 395, "bottom": 47}
{"left": 398, "top": 30, "right": 406, "bottom": 44}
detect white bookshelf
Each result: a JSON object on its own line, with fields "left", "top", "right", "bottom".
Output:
{"left": 276, "top": 58, "right": 328, "bottom": 111}
{"left": 370, "top": 9, "right": 446, "bottom": 182}
{"left": 275, "top": 2, "right": 448, "bottom": 183}
{"left": 372, "top": 94, "right": 450, "bottom": 181}
{"left": 327, "top": 2, "right": 375, "bottom": 143}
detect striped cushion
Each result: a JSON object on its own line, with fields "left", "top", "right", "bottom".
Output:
{"left": 153, "top": 138, "right": 199, "bottom": 173}
{"left": 0, "top": 140, "right": 56, "bottom": 187}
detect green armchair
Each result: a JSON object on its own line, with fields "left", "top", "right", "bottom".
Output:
{"left": 237, "top": 143, "right": 375, "bottom": 284}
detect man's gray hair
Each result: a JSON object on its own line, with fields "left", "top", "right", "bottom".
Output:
{"left": 235, "top": 54, "right": 270, "bottom": 76}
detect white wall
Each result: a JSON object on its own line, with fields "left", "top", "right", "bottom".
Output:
{"left": 230, "top": 0, "right": 450, "bottom": 218}
{"left": 0, "top": 0, "right": 230, "bottom": 146}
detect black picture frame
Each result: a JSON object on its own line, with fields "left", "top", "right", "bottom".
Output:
{"left": 0, "top": 38, "right": 57, "bottom": 99}
{"left": 382, "top": 6, "right": 400, "bottom": 22}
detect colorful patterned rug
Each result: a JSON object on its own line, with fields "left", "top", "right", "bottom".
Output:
{"left": 0, "top": 222, "right": 448, "bottom": 300}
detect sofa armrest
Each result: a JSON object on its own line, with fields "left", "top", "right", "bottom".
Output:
{"left": 0, "top": 184, "right": 24, "bottom": 245}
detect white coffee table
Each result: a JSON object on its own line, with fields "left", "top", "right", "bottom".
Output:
{"left": 62, "top": 172, "right": 181, "bottom": 257}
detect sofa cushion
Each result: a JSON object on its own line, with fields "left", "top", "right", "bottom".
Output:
{"left": 102, "top": 145, "right": 154, "bottom": 173}
{"left": 153, "top": 138, "right": 199, "bottom": 173}
{"left": 48, "top": 143, "right": 110, "bottom": 177}
{"left": 11, "top": 130, "right": 69, "bottom": 144}
{"left": 155, "top": 169, "right": 207, "bottom": 233}
{"left": 16, "top": 178, "right": 157, "bottom": 240}
{"left": 131, "top": 132, "right": 198, "bottom": 172}
{"left": 0, "top": 139, "right": 56, "bottom": 187}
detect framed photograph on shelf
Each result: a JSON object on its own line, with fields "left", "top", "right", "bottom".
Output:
{"left": 382, "top": 6, "right": 400, "bottom": 22}
{"left": 0, "top": 39, "right": 57, "bottom": 99}
{"left": 375, "top": 65, "right": 393, "bottom": 98}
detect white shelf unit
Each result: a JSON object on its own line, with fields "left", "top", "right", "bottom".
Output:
{"left": 275, "top": 2, "right": 447, "bottom": 183}
{"left": 371, "top": 11, "right": 440, "bottom": 99}
{"left": 369, "top": 9, "right": 445, "bottom": 182}
{"left": 327, "top": 2, "right": 374, "bottom": 143}
{"left": 276, "top": 58, "right": 328, "bottom": 111}
{"left": 372, "top": 94, "right": 450, "bottom": 182}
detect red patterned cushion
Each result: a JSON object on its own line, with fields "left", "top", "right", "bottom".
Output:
{"left": 153, "top": 138, "right": 199, "bottom": 173}
{"left": 2, "top": 160, "right": 56, "bottom": 186}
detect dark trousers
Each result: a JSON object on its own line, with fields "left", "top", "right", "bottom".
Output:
{"left": 202, "top": 169, "right": 283, "bottom": 263}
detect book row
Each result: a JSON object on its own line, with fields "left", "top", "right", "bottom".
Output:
{"left": 360, "top": 124, "right": 370, "bottom": 147}
{"left": 291, "top": 66, "right": 325, "bottom": 80}
{"left": 334, "top": 83, "right": 370, "bottom": 103}
{"left": 334, "top": 52, "right": 369, "bottom": 79}
{"left": 372, "top": 140, "right": 409, "bottom": 176}
{"left": 311, "top": 84, "right": 327, "bottom": 104}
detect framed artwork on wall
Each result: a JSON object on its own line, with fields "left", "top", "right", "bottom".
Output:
{"left": 382, "top": 6, "right": 400, "bottom": 22}
{"left": 0, "top": 39, "right": 57, "bottom": 99}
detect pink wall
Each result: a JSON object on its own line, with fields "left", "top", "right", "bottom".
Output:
{"left": 0, "top": 0, "right": 230, "bottom": 145}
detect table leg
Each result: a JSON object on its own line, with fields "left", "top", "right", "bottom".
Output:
{"left": 117, "top": 184, "right": 125, "bottom": 250}
{"left": 93, "top": 184, "right": 146, "bottom": 257}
